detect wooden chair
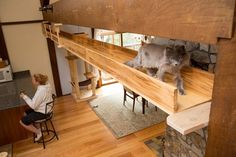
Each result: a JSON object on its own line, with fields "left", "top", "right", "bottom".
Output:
{"left": 33, "top": 94, "right": 59, "bottom": 149}
{"left": 124, "top": 86, "right": 150, "bottom": 114}
{"left": 123, "top": 86, "right": 140, "bottom": 112}
{"left": 123, "top": 86, "right": 158, "bottom": 114}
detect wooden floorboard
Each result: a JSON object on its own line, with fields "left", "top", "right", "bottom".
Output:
{"left": 13, "top": 86, "right": 165, "bottom": 157}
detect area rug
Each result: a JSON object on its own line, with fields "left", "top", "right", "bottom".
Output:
{"left": 89, "top": 84, "right": 168, "bottom": 138}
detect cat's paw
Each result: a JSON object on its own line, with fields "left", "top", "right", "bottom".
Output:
{"left": 156, "top": 76, "right": 164, "bottom": 82}
{"left": 179, "top": 89, "right": 185, "bottom": 95}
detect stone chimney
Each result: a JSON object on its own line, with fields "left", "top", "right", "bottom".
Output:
{"left": 150, "top": 37, "right": 218, "bottom": 73}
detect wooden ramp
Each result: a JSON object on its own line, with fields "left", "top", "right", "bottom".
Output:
{"left": 42, "top": 23, "right": 214, "bottom": 114}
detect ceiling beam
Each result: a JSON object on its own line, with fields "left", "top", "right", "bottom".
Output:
{"left": 42, "top": 0, "right": 235, "bottom": 44}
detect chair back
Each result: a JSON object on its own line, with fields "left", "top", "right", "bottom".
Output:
{"left": 45, "top": 94, "right": 56, "bottom": 116}
{"left": 124, "top": 86, "right": 136, "bottom": 94}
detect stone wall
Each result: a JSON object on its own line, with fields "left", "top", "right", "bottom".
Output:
{"left": 164, "top": 126, "right": 208, "bottom": 157}
{"left": 149, "top": 37, "right": 218, "bottom": 73}
{"left": 143, "top": 36, "right": 215, "bottom": 157}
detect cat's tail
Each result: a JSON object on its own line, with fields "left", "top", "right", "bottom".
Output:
{"left": 124, "top": 47, "right": 143, "bottom": 68}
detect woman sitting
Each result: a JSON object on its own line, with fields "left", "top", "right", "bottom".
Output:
{"left": 19, "top": 74, "right": 53, "bottom": 141}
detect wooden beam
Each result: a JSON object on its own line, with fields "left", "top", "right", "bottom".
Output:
{"left": 205, "top": 19, "right": 236, "bottom": 157}
{"left": 66, "top": 52, "right": 81, "bottom": 99}
{"left": 42, "top": 0, "right": 235, "bottom": 44}
{"left": 0, "top": 20, "right": 43, "bottom": 26}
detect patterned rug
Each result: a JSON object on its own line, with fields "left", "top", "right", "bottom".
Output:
{"left": 89, "top": 84, "right": 168, "bottom": 138}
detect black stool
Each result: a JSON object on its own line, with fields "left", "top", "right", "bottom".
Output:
{"left": 33, "top": 94, "right": 59, "bottom": 149}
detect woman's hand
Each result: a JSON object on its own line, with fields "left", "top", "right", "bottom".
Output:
{"left": 20, "top": 93, "right": 25, "bottom": 98}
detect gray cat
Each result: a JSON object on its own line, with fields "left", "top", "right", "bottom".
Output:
{"left": 125, "top": 43, "right": 190, "bottom": 95}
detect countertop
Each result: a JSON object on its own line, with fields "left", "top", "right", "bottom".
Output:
{"left": 0, "top": 71, "right": 35, "bottom": 110}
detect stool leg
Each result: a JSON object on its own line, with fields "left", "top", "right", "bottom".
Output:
{"left": 132, "top": 95, "right": 135, "bottom": 112}
{"left": 40, "top": 123, "right": 46, "bottom": 149}
{"left": 142, "top": 98, "right": 146, "bottom": 114}
{"left": 155, "top": 106, "right": 158, "bottom": 111}
{"left": 49, "top": 119, "right": 59, "bottom": 140}
{"left": 44, "top": 121, "right": 49, "bottom": 135}
{"left": 123, "top": 89, "right": 126, "bottom": 106}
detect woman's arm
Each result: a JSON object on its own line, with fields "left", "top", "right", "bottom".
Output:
{"left": 21, "top": 88, "right": 45, "bottom": 110}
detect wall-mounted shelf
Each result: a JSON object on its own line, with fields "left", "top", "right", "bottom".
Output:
{"left": 42, "top": 23, "right": 214, "bottom": 114}
{"left": 167, "top": 102, "right": 211, "bottom": 135}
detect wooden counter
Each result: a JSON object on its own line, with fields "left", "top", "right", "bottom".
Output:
{"left": 0, "top": 71, "right": 34, "bottom": 146}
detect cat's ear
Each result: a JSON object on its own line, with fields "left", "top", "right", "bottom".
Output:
{"left": 164, "top": 47, "right": 172, "bottom": 56}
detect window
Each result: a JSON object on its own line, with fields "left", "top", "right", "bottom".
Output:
{"left": 122, "top": 33, "right": 143, "bottom": 50}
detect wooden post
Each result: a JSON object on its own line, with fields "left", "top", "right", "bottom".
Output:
{"left": 66, "top": 52, "right": 80, "bottom": 100}
{"left": 205, "top": 23, "right": 236, "bottom": 156}
{"left": 84, "top": 62, "right": 90, "bottom": 76}
{"left": 97, "top": 70, "right": 102, "bottom": 88}
{"left": 53, "top": 23, "right": 63, "bottom": 47}
{"left": 91, "top": 77, "right": 96, "bottom": 96}
{"left": 90, "top": 66, "right": 96, "bottom": 96}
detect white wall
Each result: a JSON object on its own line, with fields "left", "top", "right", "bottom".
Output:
{"left": 56, "top": 25, "right": 92, "bottom": 95}
{"left": 55, "top": 47, "right": 71, "bottom": 95}
{"left": 0, "top": 0, "right": 42, "bottom": 22}
{"left": 0, "top": 0, "right": 55, "bottom": 93}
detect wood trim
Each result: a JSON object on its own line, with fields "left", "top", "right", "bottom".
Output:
{"left": 46, "top": 38, "right": 62, "bottom": 96}
{"left": 0, "top": 25, "right": 10, "bottom": 63}
{"left": 0, "top": 20, "right": 44, "bottom": 26}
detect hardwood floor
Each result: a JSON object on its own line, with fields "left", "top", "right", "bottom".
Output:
{"left": 13, "top": 90, "right": 166, "bottom": 157}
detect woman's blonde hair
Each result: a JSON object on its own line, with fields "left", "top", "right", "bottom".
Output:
{"left": 33, "top": 74, "right": 48, "bottom": 85}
